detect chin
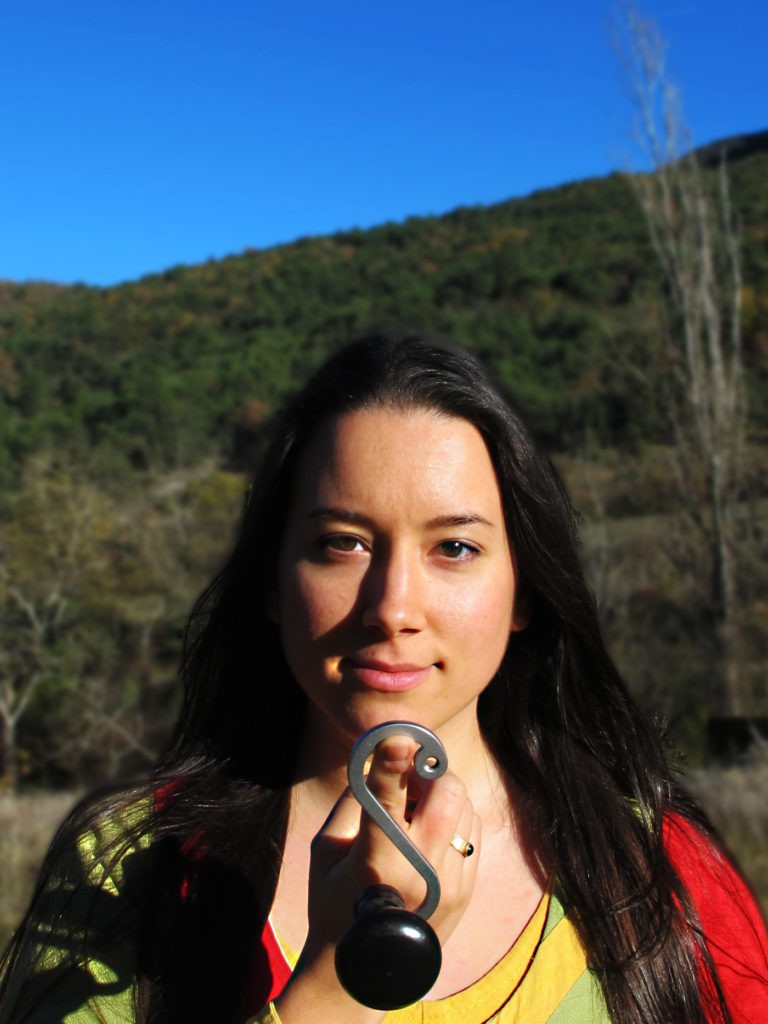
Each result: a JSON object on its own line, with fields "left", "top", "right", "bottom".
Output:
{"left": 344, "top": 703, "right": 440, "bottom": 745}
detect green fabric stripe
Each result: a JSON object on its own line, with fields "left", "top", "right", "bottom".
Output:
{"left": 541, "top": 890, "right": 565, "bottom": 940}
{"left": 544, "top": 968, "right": 610, "bottom": 1023}
{"left": 539, "top": 892, "right": 610, "bottom": 1023}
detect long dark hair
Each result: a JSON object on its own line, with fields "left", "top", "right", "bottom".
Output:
{"left": 1, "top": 335, "right": 728, "bottom": 1023}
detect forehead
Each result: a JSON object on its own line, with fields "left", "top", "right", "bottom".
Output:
{"left": 288, "top": 406, "right": 504, "bottom": 519}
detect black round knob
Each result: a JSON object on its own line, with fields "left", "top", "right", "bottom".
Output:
{"left": 335, "top": 884, "right": 442, "bottom": 1010}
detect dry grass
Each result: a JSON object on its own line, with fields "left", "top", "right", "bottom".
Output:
{"left": 687, "top": 747, "right": 768, "bottom": 912}
{"left": 1, "top": 764, "right": 766, "bottom": 958}
{"left": 0, "top": 791, "right": 80, "bottom": 954}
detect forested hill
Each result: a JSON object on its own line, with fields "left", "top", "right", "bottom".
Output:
{"left": 1, "top": 129, "right": 767, "bottom": 493}
{"left": 1, "top": 131, "right": 767, "bottom": 789}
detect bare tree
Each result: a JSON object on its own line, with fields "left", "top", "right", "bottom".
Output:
{"left": 614, "top": 4, "right": 747, "bottom": 716}
{"left": 0, "top": 576, "right": 58, "bottom": 788}
{"left": 0, "top": 459, "right": 243, "bottom": 788}
{"left": 0, "top": 464, "right": 112, "bottom": 787}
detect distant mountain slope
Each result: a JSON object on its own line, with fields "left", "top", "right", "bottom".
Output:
{"left": 696, "top": 128, "right": 768, "bottom": 167}
{"left": 0, "top": 130, "right": 766, "bottom": 491}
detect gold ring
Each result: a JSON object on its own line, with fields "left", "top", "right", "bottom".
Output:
{"left": 450, "top": 835, "right": 474, "bottom": 858}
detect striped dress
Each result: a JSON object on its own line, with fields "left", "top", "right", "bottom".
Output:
{"left": 253, "top": 888, "right": 609, "bottom": 1023}
{"left": 2, "top": 811, "right": 766, "bottom": 1023}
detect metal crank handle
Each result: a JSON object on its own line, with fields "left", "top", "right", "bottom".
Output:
{"left": 345, "top": 721, "right": 446, "bottom": 917}
{"left": 335, "top": 721, "right": 448, "bottom": 1010}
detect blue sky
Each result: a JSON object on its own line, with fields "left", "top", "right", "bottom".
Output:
{"left": 1, "top": 0, "right": 765, "bottom": 287}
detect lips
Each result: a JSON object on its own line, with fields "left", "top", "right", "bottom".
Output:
{"left": 344, "top": 658, "right": 436, "bottom": 692}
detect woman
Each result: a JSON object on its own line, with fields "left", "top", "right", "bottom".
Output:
{"left": 1, "top": 334, "right": 766, "bottom": 1024}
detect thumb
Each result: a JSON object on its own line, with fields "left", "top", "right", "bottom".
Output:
{"left": 355, "top": 736, "right": 417, "bottom": 860}
{"left": 310, "top": 786, "right": 361, "bottom": 875}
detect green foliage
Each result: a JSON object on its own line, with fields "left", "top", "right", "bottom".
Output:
{"left": 0, "top": 131, "right": 765, "bottom": 495}
{"left": 1, "top": 462, "right": 244, "bottom": 787}
{"left": 0, "top": 129, "right": 767, "bottom": 785}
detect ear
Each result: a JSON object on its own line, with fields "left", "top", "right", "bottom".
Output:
{"left": 510, "top": 593, "right": 530, "bottom": 633}
{"left": 266, "top": 589, "right": 280, "bottom": 623}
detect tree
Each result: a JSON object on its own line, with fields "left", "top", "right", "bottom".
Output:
{"left": 614, "top": 4, "right": 747, "bottom": 716}
{"left": 0, "top": 458, "right": 245, "bottom": 788}
{"left": 0, "top": 464, "right": 113, "bottom": 786}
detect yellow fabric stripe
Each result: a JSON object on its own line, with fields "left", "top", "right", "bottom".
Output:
{"left": 496, "top": 911, "right": 588, "bottom": 1022}
{"left": 248, "top": 1001, "right": 283, "bottom": 1024}
{"left": 270, "top": 892, "right": 590, "bottom": 1024}
{"left": 386, "top": 889, "right": 551, "bottom": 1023}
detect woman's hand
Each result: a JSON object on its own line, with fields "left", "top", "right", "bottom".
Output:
{"left": 314, "top": 736, "right": 479, "bottom": 944}
{"left": 273, "top": 735, "right": 480, "bottom": 1023}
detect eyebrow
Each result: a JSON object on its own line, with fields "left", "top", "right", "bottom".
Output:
{"left": 307, "top": 507, "right": 496, "bottom": 530}
{"left": 425, "top": 513, "right": 495, "bottom": 529}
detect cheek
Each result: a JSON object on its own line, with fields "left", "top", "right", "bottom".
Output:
{"left": 278, "top": 563, "right": 356, "bottom": 640}
{"left": 276, "top": 574, "right": 322, "bottom": 695}
{"left": 442, "top": 578, "right": 516, "bottom": 655}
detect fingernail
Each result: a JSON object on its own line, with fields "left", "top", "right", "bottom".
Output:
{"left": 377, "top": 739, "right": 412, "bottom": 767}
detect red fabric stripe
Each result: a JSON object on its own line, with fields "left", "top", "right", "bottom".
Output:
{"left": 665, "top": 815, "right": 768, "bottom": 1024}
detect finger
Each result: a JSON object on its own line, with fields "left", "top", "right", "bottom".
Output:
{"left": 433, "top": 808, "right": 481, "bottom": 944}
{"left": 451, "top": 801, "right": 476, "bottom": 848}
{"left": 408, "top": 769, "right": 469, "bottom": 856}
{"left": 320, "top": 786, "right": 361, "bottom": 837}
{"left": 310, "top": 787, "right": 361, "bottom": 872}
{"left": 447, "top": 806, "right": 480, "bottom": 865}
{"left": 358, "top": 736, "right": 418, "bottom": 838}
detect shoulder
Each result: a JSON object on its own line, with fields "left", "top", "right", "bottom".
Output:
{"left": 664, "top": 813, "right": 768, "bottom": 1024}
{"left": 0, "top": 794, "right": 156, "bottom": 1023}
{"left": 662, "top": 812, "right": 762, "bottom": 924}
{"left": 72, "top": 795, "right": 155, "bottom": 891}
{"left": 36, "top": 791, "right": 159, "bottom": 950}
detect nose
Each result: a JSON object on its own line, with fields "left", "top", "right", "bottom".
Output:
{"left": 360, "top": 547, "right": 426, "bottom": 636}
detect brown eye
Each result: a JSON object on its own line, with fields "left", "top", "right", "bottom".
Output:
{"left": 323, "top": 534, "right": 365, "bottom": 553}
{"left": 436, "top": 540, "right": 478, "bottom": 560}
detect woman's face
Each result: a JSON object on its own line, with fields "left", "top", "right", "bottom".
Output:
{"left": 273, "top": 406, "right": 527, "bottom": 755}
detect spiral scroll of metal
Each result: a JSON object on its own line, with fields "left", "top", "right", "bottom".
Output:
{"left": 346, "top": 720, "right": 447, "bottom": 918}
{"left": 335, "top": 721, "right": 447, "bottom": 1009}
